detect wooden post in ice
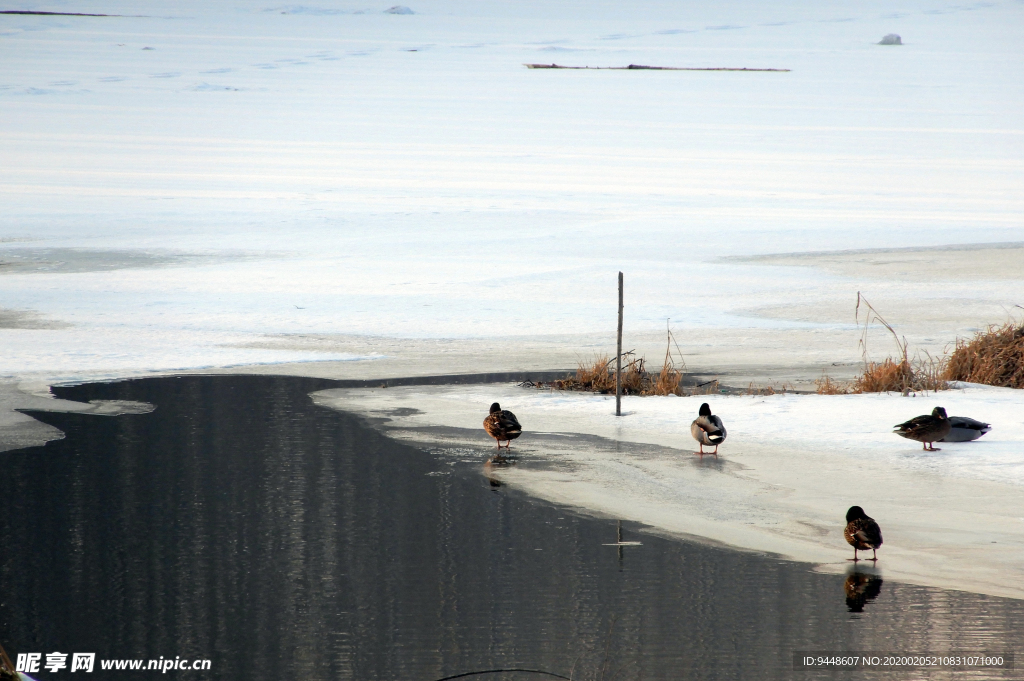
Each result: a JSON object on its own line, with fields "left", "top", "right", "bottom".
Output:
{"left": 616, "top": 271, "right": 623, "bottom": 416}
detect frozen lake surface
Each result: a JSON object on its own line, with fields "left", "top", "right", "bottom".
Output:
{"left": 1, "top": 0, "right": 1022, "bottom": 379}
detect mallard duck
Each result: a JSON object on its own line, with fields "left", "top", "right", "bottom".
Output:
{"left": 483, "top": 402, "right": 521, "bottom": 449}
{"left": 844, "top": 506, "right": 883, "bottom": 561}
{"left": 691, "top": 402, "right": 726, "bottom": 456}
{"left": 941, "top": 416, "right": 991, "bottom": 442}
{"left": 894, "top": 406, "right": 951, "bottom": 451}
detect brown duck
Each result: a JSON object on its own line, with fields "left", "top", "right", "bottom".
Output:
{"left": 844, "top": 506, "right": 883, "bottom": 561}
{"left": 483, "top": 402, "right": 522, "bottom": 449}
{"left": 894, "top": 406, "right": 951, "bottom": 451}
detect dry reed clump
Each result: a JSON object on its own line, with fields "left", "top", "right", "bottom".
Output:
{"left": 816, "top": 293, "right": 950, "bottom": 395}
{"left": 852, "top": 358, "right": 913, "bottom": 393}
{"left": 550, "top": 354, "right": 685, "bottom": 396}
{"left": 817, "top": 355, "right": 949, "bottom": 395}
{"left": 545, "top": 326, "right": 693, "bottom": 397}
{"left": 944, "top": 321, "right": 1024, "bottom": 388}
{"left": 547, "top": 354, "right": 615, "bottom": 393}
{"left": 855, "top": 356, "right": 948, "bottom": 393}
{"left": 814, "top": 373, "right": 848, "bottom": 395}
{"left": 652, "top": 360, "right": 685, "bottom": 396}
{"left": 545, "top": 355, "right": 721, "bottom": 397}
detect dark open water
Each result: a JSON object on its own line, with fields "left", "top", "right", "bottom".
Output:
{"left": 1, "top": 375, "right": 1021, "bottom": 680}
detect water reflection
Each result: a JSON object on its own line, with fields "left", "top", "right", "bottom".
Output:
{"left": 844, "top": 568, "right": 884, "bottom": 613}
{"left": 486, "top": 452, "right": 518, "bottom": 466}
{"left": 693, "top": 452, "right": 726, "bottom": 472}
{"left": 482, "top": 459, "right": 505, "bottom": 487}
{"left": 0, "top": 375, "right": 1022, "bottom": 681}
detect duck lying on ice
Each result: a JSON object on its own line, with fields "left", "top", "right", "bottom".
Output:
{"left": 941, "top": 416, "right": 991, "bottom": 442}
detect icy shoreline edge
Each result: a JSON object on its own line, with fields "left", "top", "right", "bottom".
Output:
{"left": 313, "top": 380, "right": 1024, "bottom": 602}
{"left": 4, "top": 370, "right": 1023, "bottom": 602}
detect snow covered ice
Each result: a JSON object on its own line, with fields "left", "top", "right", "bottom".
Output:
{"left": 2, "top": 0, "right": 1023, "bottom": 597}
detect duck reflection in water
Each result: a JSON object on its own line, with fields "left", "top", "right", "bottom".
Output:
{"left": 844, "top": 569, "right": 884, "bottom": 613}
{"left": 483, "top": 457, "right": 514, "bottom": 487}
{"left": 486, "top": 449, "right": 517, "bottom": 466}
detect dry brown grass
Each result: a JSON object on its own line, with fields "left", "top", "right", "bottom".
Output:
{"left": 550, "top": 353, "right": 686, "bottom": 396}
{"left": 944, "top": 321, "right": 1024, "bottom": 388}
{"left": 651, "top": 326, "right": 687, "bottom": 395}
{"left": 545, "top": 325, "right": 694, "bottom": 397}
{"left": 652, "top": 361, "right": 685, "bottom": 395}
{"left": 851, "top": 357, "right": 914, "bottom": 393}
{"left": 546, "top": 355, "right": 720, "bottom": 397}
{"left": 565, "top": 354, "right": 616, "bottom": 393}
{"left": 815, "top": 294, "right": 950, "bottom": 395}
{"left": 618, "top": 355, "right": 654, "bottom": 395}
{"left": 817, "top": 354, "right": 949, "bottom": 395}
{"left": 815, "top": 373, "right": 848, "bottom": 395}
{"left": 744, "top": 382, "right": 792, "bottom": 396}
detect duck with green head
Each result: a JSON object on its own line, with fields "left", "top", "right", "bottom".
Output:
{"left": 690, "top": 402, "right": 726, "bottom": 456}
